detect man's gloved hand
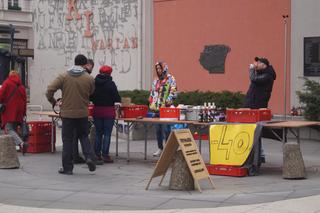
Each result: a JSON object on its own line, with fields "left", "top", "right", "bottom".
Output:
{"left": 53, "top": 98, "right": 62, "bottom": 114}
{"left": 56, "top": 98, "right": 62, "bottom": 107}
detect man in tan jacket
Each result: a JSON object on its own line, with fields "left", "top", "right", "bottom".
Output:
{"left": 46, "top": 54, "right": 96, "bottom": 175}
{"left": 73, "top": 58, "right": 95, "bottom": 164}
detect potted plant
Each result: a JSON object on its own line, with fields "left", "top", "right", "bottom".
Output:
{"left": 296, "top": 78, "right": 320, "bottom": 121}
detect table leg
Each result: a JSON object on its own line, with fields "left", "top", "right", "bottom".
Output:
{"left": 144, "top": 123, "right": 148, "bottom": 160}
{"left": 127, "top": 123, "right": 130, "bottom": 162}
{"left": 199, "top": 136, "right": 202, "bottom": 154}
{"left": 297, "top": 128, "right": 300, "bottom": 144}
{"left": 115, "top": 120, "right": 119, "bottom": 157}
{"left": 285, "top": 128, "right": 288, "bottom": 142}
{"left": 282, "top": 127, "right": 288, "bottom": 143}
{"left": 51, "top": 117, "right": 55, "bottom": 153}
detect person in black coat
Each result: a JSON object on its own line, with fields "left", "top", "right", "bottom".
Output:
{"left": 244, "top": 57, "right": 276, "bottom": 109}
{"left": 91, "top": 65, "right": 121, "bottom": 163}
{"left": 244, "top": 57, "right": 276, "bottom": 165}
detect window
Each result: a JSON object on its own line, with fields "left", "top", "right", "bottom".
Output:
{"left": 8, "top": 0, "right": 21, "bottom": 10}
{"left": 304, "top": 37, "right": 320, "bottom": 76}
{"left": 8, "top": 0, "right": 19, "bottom": 7}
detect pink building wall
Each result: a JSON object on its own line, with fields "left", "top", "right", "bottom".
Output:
{"left": 154, "top": 0, "right": 291, "bottom": 114}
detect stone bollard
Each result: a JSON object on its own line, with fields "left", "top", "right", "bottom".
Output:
{"left": 282, "top": 142, "right": 305, "bottom": 179}
{"left": 169, "top": 150, "right": 194, "bottom": 191}
{"left": 0, "top": 135, "right": 20, "bottom": 169}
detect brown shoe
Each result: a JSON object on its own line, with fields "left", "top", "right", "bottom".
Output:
{"left": 103, "top": 156, "right": 114, "bottom": 163}
{"left": 96, "top": 155, "right": 103, "bottom": 161}
{"left": 94, "top": 155, "right": 104, "bottom": 165}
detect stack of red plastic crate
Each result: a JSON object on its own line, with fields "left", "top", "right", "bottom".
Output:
{"left": 207, "top": 108, "right": 272, "bottom": 177}
{"left": 27, "top": 121, "right": 56, "bottom": 153}
{"left": 120, "top": 105, "right": 148, "bottom": 118}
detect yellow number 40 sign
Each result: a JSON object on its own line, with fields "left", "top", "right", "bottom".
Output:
{"left": 209, "top": 124, "right": 257, "bottom": 166}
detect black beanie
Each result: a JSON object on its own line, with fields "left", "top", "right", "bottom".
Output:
{"left": 74, "top": 54, "right": 88, "bottom": 66}
{"left": 254, "top": 57, "right": 270, "bottom": 66}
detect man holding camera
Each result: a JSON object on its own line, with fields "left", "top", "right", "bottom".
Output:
{"left": 244, "top": 56, "right": 276, "bottom": 166}
{"left": 245, "top": 57, "right": 276, "bottom": 109}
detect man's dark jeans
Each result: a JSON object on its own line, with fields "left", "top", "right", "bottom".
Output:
{"left": 62, "top": 117, "right": 95, "bottom": 172}
{"left": 73, "top": 121, "right": 93, "bottom": 159}
{"left": 155, "top": 124, "right": 171, "bottom": 150}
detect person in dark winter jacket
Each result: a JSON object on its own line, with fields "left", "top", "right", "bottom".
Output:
{"left": 244, "top": 57, "right": 276, "bottom": 109}
{"left": 91, "top": 65, "right": 121, "bottom": 163}
{"left": 244, "top": 56, "right": 276, "bottom": 165}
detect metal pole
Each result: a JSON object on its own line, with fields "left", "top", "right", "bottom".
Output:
{"left": 9, "top": 24, "right": 15, "bottom": 70}
{"left": 283, "top": 15, "right": 289, "bottom": 120}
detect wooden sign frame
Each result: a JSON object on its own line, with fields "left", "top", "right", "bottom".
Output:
{"left": 146, "top": 129, "right": 214, "bottom": 192}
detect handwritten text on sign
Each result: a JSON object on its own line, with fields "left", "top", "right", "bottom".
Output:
{"left": 209, "top": 124, "right": 256, "bottom": 166}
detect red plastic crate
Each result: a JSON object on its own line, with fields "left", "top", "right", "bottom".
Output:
{"left": 28, "top": 134, "right": 52, "bottom": 145}
{"left": 120, "top": 105, "right": 148, "bottom": 118}
{"left": 206, "top": 164, "right": 248, "bottom": 177}
{"left": 159, "top": 107, "right": 180, "bottom": 120}
{"left": 27, "top": 121, "right": 53, "bottom": 135}
{"left": 27, "top": 142, "right": 55, "bottom": 153}
{"left": 27, "top": 121, "right": 56, "bottom": 147}
{"left": 193, "top": 132, "right": 208, "bottom": 140}
{"left": 226, "top": 108, "right": 272, "bottom": 123}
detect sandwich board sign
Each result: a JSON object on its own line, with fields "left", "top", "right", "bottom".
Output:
{"left": 146, "top": 129, "right": 214, "bottom": 192}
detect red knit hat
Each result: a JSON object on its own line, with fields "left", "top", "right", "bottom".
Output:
{"left": 99, "top": 65, "right": 113, "bottom": 74}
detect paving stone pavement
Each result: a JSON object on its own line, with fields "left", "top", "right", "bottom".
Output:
{"left": 0, "top": 120, "right": 320, "bottom": 212}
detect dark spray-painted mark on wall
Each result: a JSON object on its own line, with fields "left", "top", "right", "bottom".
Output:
{"left": 199, "top": 45, "right": 231, "bottom": 74}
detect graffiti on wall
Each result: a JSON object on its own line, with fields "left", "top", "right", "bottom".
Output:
{"left": 33, "top": 0, "right": 139, "bottom": 74}
{"left": 199, "top": 45, "right": 231, "bottom": 74}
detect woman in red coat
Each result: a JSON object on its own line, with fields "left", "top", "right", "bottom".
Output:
{"left": 0, "top": 70, "right": 28, "bottom": 153}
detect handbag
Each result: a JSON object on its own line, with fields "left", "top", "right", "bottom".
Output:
{"left": 0, "top": 103, "right": 5, "bottom": 113}
{"left": 0, "top": 85, "right": 19, "bottom": 113}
